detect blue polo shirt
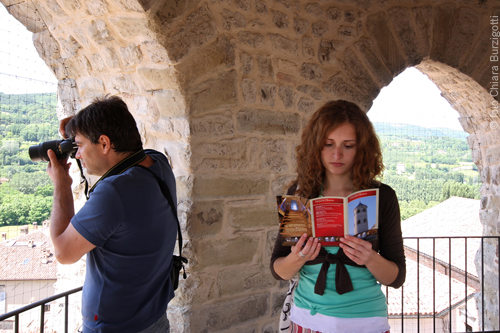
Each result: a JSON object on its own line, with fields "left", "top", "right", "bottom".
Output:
{"left": 72, "top": 150, "right": 177, "bottom": 333}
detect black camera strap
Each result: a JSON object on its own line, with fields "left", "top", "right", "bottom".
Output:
{"left": 84, "top": 149, "right": 146, "bottom": 200}
{"left": 78, "top": 149, "right": 187, "bottom": 285}
{"left": 135, "top": 165, "right": 187, "bottom": 283}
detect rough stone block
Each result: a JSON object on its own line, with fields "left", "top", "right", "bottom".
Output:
{"left": 272, "top": 291, "right": 287, "bottom": 316}
{"left": 277, "top": 59, "right": 298, "bottom": 75}
{"left": 258, "top": 54, "right": 274, "bottom": 77}
{"left": 45, "top": 0, "right": 67, "bottom": 17}
{"left": 266, "top": 229, "right": 280, "bottom": 263}
{"left": 149, "top": 117, "right": 190, "bottom": 142}
{"left": 103, "top": 47, "right": 120, "bottom": 68}
{"left": 165, "top": 6, "right": 216, "bottom": 62}
{"left": 240, "top": 51, "right": 254, "bottom": 74}
{"left": 236, "top": 108, "right": 300, "bottom": 136}
{"left": 260, "top": 139, "right": 289, "bottom": 173}
{"left": 138, "top": 67, "right": 179, "bottom": 91}
{"left": 57, "top": 35, "right": 81, "bottom": 58}
{"left": 270, "top": 34, "right": 299, "bottom": 55}
{"left": 152, "top": 89, "right": 187, "bottom": 118}
{"left": 192, "top": 138, "right": 255, "bottom": 172}
{"left": 278, "top": 85, "right": 295, "bottom": 108}
{"left": 302, "top": 37, "right": 315, "bottom": 59}
{"left": 256, "top": 0, "right": 267, "bottom": 14}
{"left": 444, "top": 8, "right": 481, "bottom": 68}
{"left": 221, "top": 9, "right": 246, "bottom": 30}
{"left": 340, "top": 48, "right": 379, "bottom": 98}
{"left": 194, "top": 236, "right": 260, "bottom": 269}
{"left": 236, "top": 0, "right": 251, "bottom": 11}
{"left": 305, "top": 3, "right": 322, "bottom": 15}
{"left": 387, "top": 7, "right": 422, "bottom": 66}
{"left": 155, "top": 0, "right": 201, "bottom": 25}
{"left": 344, "top": 10, "right": 357, "bottom": 23}
{"left": 260, "top": 81, "right": 277, "bottom": 106}
{"left": 119, "top": 44, "right": 143, "bottom": 67}
{"left": 326, "top": 7, "right": 341, "bottom": 21}
{"left": 272, "top": 10, "right": 289, "bottom": 29}
{"left": 142, "top": 41, "right": 171, "bottom": 63}
{"left": 187, "top": 200, "right": 223, "bottom": 238}
{"left": 109, "top": 17, "right": 150, "bottom": 39}
{"left": 238, "top": 31, "right": 266, "bottom": 48}
{"left": 318, "top": 39, "right": 344, "bottom": 65}
{"left": 90, "top": 53, "right": 105, "bottom": 72}
{"left": 79, "top": 78, "right": 105, "bottom": 102}
{"left": 277, "top": 73, "right": 297, "bottom": 86}
{"left": 228, "top": 205, "right": 277, "bottom": 229}
{"left": 218, "top": 265, "right": 276, "bottom": 296}
{"left": 430, "top": 3, "right": 456, "bottom": 64}
{"left": 168, "top": 271, "right": 216, "bottom": 309}
{"left": 177, "top": 36, "right": 235, "bottom": 84}
{"left": 486, "top": 146, "right": 500, "bottom": 165}
{"left": 190, "top": 293, "right": 269, "bottom": 331}
{"left": 193, "top": 175, "right": 269, "bottom": 197}
{"left": 354, "top": 38, "right": 392, "bottom": 86}
{"left": 411, "top": 6, "right": 432, "bottom": 58}
{"left": 33, "top": 29, "right": 61, "bottom": 63}
{"left": 298, "top": 97, "right": 315, "bottom": 114}
{"left": 114, "top": 0, "right": 144, "bottom": 12}
{"left": 86, "top": 0, "right": 109, "bottom": 16}
{"left": 242, "top": 78, "right": 258, "bottom": 104}
{"left": 88, "top": 20, "right": 114, "bottom": 45}
{"left": 311, "top": 20, "right": 327, "bottom": 38}
{"left": 294, "top": 17, "right": 309, "bottom": 35}
{"left": 300, "top": 63, "right": 322, "bottom": 82}
{"left": 366, "top": 11, "right": 406, "bottom": 76}
{"left": 338, "top": 25, "right": 357, "bottom": 40}
{"left": 323, "top": 74, "right": 365, "bottom": 105}
{"left": 58, "top": 79, "right": 80, "bottom": 118}
{"left": 189, "top": 70, "right": 238, "bottom": 115}
{"left": 109, "top": 74, "right": 139, "bottom": 94}
{"left": 298, "top": 85, "right": 322, "bottom": 100}
{"left": 65, "top": 55, "right": 91, "bottom": 78}
{"left": 190, "top": 112, "right": 234, "bottom": 139}
{"left": 8, "top": 1, "right": 52, "bottom": 32}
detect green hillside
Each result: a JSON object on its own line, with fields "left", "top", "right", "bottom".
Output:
{"left": 0, "top": 92, "right": 58, "bottom": 227}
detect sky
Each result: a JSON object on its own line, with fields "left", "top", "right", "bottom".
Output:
{"left": 0, "top": 4, "right": 58, "bottom": 94}
{"left": 0, "top": 4, "right": 463, "bottom": 131}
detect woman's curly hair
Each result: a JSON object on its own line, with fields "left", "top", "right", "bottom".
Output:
{"left": 293, "top": 100, "right": 384, "bottom": 198}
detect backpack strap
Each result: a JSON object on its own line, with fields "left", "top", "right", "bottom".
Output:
{"left": 135, "top": 165, "right": 184, "bottom": 261}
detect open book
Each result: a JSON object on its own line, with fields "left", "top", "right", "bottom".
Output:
{"left": 276, "top": 188, "right": 379, "bottom": 246}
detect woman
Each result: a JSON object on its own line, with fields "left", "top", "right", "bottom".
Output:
{"left": 271, "top": 100, "right": 406, "bottom": 333}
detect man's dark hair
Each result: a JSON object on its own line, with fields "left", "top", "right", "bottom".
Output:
{"left": 66, "top": 95, "right": 143, "bottom": 153}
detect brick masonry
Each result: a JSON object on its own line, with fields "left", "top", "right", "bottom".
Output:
{"left": 1, "top": 0, "right": 499, "bottom": 331}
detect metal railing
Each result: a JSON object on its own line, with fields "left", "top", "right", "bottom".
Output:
{"left": 387, "top": 236, "right": 500, "bottom": 333}
{"left": 0, "top": 286, "right": 82, "bottom": 333}
{"left": 0, "top": 237, "right": 499, "bottom": 332}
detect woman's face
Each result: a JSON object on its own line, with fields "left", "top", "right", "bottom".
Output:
{"left": 321, "top": 123, "right": 357, "bottom": 179}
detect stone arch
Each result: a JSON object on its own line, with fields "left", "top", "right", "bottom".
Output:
{"left": 1, "top": 0, "right": 499, "bottom": 331}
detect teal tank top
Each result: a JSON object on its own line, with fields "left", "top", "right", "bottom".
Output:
{"left": 294, "top": 247, "right": 388, "bottom": 318}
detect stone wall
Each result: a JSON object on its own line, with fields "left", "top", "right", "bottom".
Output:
{"left": 1, "top": 0, "right": 499, "bottom": 331}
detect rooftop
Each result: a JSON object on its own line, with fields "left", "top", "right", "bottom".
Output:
{"left": 0, "top": 227, "right": 57, "bottom": 281}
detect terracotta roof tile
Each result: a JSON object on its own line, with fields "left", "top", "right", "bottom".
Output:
{"left": 0, "top": 228, "right": 57, "bottom": 280}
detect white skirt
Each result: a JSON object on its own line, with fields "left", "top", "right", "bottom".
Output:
{"left": 290, "top": 304, "right": 391, "bottom": 333}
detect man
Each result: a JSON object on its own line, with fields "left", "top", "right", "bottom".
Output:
{"left": 47, "top": 96, "right": 177, "bottom": 333}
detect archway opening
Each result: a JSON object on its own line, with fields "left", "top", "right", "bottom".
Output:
{"left": 368, "top": 66, "right": 489, "bottom": 332}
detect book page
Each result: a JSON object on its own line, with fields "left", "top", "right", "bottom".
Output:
{"left": 310, "top": 197, "right": 345, "bottom": 240}
{"left": 347, "top": 189, "right": 379, "bottom": 240}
